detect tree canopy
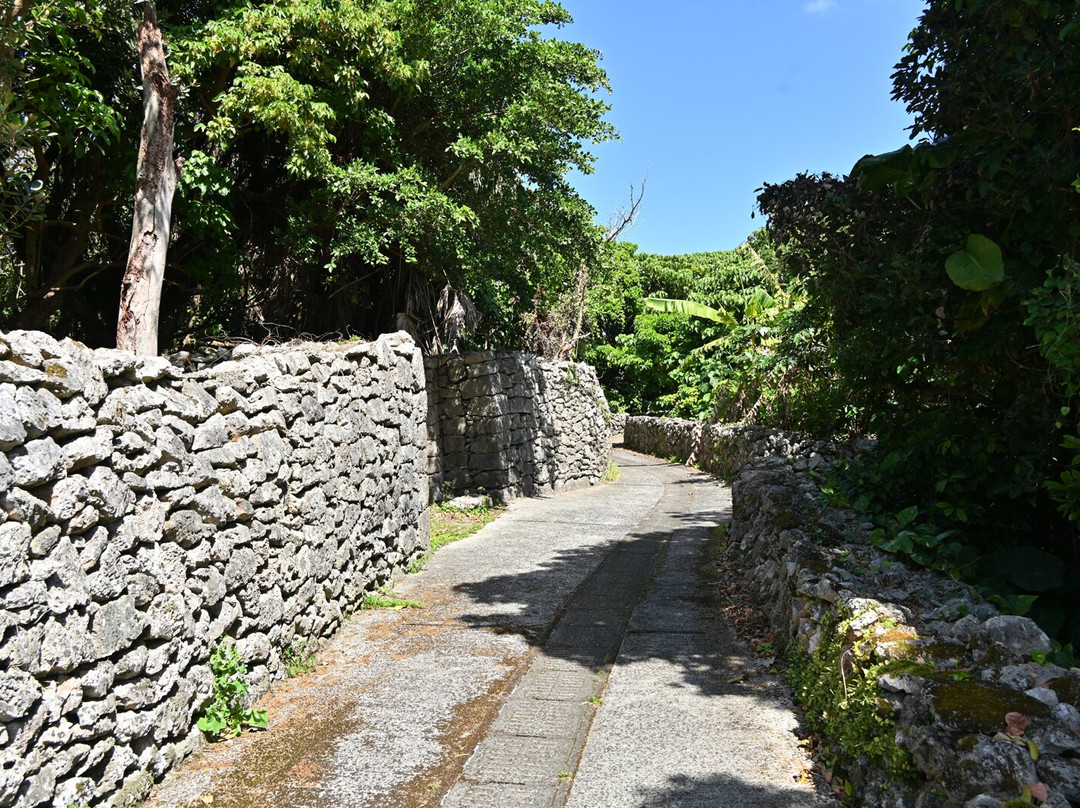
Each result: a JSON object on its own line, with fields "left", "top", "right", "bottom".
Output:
{"left": 1, "top": 0, "right": 615, "bottom": 349}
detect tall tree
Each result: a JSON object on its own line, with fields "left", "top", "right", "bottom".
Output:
{"left": 2, "top": 0, "right": 614, "bottom": 351}
{"left": 164, "top": 0, "right": 614, "bottom": 348}
{"left": 117, "top": 1, "right": 179, "bottom": 354}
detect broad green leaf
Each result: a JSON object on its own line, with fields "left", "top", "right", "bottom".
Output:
{"left": 945, "top": 234, "right": 1005, "bottom": 291}
{"left": 896, "top": 505, "right": 919, "bottom": 528}
{"left": 643, "top": 297, "right": 737, "bottom": 328}
{"left": 853, "top": 145, "right": 915, "bottom": 190}
{"left": 985, "top": 546, "right": 1066, "bottom": 592}
{"left": 744, "top": 287, "right": 776, "bottom": 321}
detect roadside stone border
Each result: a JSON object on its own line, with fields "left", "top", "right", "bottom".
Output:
{"left": 625, "top": 416, "right": 1080, "bottom": 808}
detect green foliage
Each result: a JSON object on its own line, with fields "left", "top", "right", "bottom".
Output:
{"left": 361, "top": 592, "right": 422, "bottom": 610}
{"left": 946, "top": 234, "right": 1005, "bottom": 292}
{"left": 642, "top": 297, "right": 738, "bottom": 330}
{"left": 868, "top": 505, "right": 973, "bottom": 576}
{"left": 408, "top": 501, "right": 503, "bottom": 572}
{"left": 1, "top": 0, "right": 138, "bottom": 339}
{"left": 430, "top": 503, "right": 500, "bottom": 550}
{"left": 167, "top": 0, "right": 615, "bottom": 348}
{"left": 281, "top": 638, "right": 317, "bottom": 677}
{"left": 787, "top": 613, "right": 917, "bottom": 784}
{"left": 197, "top": 639, "right": 268, "bottom": 739}
{"left": 584, "top": 235, "right": 816, "bottom": 422}
{"left": 2, "top": 0, "right": 615, "bottom": 349}
{"left": 758, "top": 0, "right": 1080, "bottom": 647}
{"left": 1031, "top": 640, "right": 1075, "bottom": 668}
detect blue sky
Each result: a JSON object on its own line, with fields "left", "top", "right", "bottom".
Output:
{"left": 556, "top": 0, "right": 926, "bottom": 254}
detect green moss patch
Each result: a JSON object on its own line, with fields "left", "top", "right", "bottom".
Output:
{"left": 931, "top": 680, "right": 1052, "bottom": 734}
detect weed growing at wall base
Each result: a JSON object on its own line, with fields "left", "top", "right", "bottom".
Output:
{"left": 197, "top": 639, "right": 268, "bottom": 739}
{"left": 786, "top": 612, "right": 917, "bottom": 787}
{"left": 281, "top": 638, "right": 318, "bottom": 677}
{"left": 361, "top": 592, "right": 422, "bottom": 610}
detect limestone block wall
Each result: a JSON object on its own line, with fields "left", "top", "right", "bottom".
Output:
{"left": 607, "top": 412, "right": 628, "bottom": 435}
{"left": 623, "top": 416, "right": 833, "bottom": 479}
{"left": 0, "top": 330, "right": 428, "bottom": 808}
{"left": 425, "top": 353, "right": 612, "bottom": 502}
{"left": 625, "top": 415, "right": 1080, "bottom": 807}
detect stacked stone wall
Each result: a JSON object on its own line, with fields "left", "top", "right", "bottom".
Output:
{"left": 0, "top": 330, "right": 428, "bottom": 808}
{"left": 425, "top": 353, "right": 611, "bottom": 501}
{"left": 625, "top": 415, "right": 1080, "bottom": 808}
{"left": 623, "top": 416, "right": 833, "bottom": 479}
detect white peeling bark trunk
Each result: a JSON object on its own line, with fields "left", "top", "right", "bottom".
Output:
{"left": 117, "top": 1, "right": 179, "bottom": 356}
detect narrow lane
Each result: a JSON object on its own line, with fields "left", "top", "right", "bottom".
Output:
{"left": 142, "top": 450, "right": 824, "bottom": 808}
{"left": 564, "top": 455, "right": 824, "bottom": 808}
{"left": 141, "top": 451, "right": 664, "bottom": 807}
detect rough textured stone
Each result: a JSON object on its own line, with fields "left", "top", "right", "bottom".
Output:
{"left": 0, "top": 521, "right": 33, "bottom": 585}
{"left": 48, "top": 475, "right": 90, "bottom": 522}
{"left": 61, "top": 427, "right": 113, "bottom": 471}
{"left": 9, "top": 437, "right": 65, "bottom": 487}
{"left": 87, "top": 466, "right": 133, "bottom": 522}
{"left": 0, "top": 449, "right": 13, "bottom": 491}
{"left": 0, "top": 331, "right": 611, "bottom": 808}
{"left": 627, "top": 415, "right": 1080, "bottom": 808}
{"left": 91, "top": 596, "right": 148, "bottom": 659}
{"left": 1, "top": 383, "right": 28, "bottom": 449}
{"left": 0, "top": 669, "right": 41, "bottom": 721}
{"left": 975, "top": 615, "right": 1053, "bottom": 658}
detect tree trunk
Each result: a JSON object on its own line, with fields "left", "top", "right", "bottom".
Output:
{"left": 117, "top": 1, "right": 178, "bottom": 355}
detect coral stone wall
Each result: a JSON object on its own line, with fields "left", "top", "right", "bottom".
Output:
{"left": 623, "top": 417, "right": 833, "bottom": 479}
{"left": 0, "top": 330, "right": 428, "bottom": 808}
{"left": 625, "top": 416, "right": 1080, "bottom": 808}
{"left": 425, "top": 353, "right": 612, "bottom": 502}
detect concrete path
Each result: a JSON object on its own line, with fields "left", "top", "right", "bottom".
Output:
{"left": 142, "top": 449, "right": 826, "bottom": 808}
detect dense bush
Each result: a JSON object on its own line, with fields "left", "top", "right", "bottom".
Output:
{"left": 584, "top": 235, "right": 827, "bottom": 422}
{"left": 757, "top": 0, "right": 1080, "bottom": 646}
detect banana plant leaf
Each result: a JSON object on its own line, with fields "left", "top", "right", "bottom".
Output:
{"left": 643, "top": 297, "right": 738, "bottom": 329}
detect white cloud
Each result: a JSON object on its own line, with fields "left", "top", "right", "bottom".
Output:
{"left": 804, "top": 0, "right": 838, "bottom": 12}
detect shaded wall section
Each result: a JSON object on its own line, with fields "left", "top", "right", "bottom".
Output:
{"left": 425, "top": 353, "right": 612, "bottom": 502}
{"left": 624, "top": 414, "right": 1080, "bottom": 808}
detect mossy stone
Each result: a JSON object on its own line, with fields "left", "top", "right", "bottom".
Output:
{"left": 931, "top": 679, "right": 1052, "bottom": 733}
{"left": 912, "top": 640, "right": 968, "bottom": 663}
{"left": 1048, "top": 672, "right": 1080, "bottom": 707}
{"left": 773, "top": 507, "right": 803, "bottom": 530}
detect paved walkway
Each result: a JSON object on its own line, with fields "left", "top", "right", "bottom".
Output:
{"left": 143, "top": 449, "right": 826, "bottom": 808}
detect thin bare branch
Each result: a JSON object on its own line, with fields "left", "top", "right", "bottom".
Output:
{"left": 604, "top": 173, "right": 647, "bottom": 243}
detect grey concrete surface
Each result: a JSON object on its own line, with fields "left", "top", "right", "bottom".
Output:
{"left": 141, "top": 454, "right": 663, "bottom": 808}
{"left": 565, "top": 457, "right": 825, "bottom": 808}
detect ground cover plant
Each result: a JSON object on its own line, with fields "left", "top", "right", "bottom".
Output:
{"left": 196, "top": 639, "right": 269, "bottom": 739}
